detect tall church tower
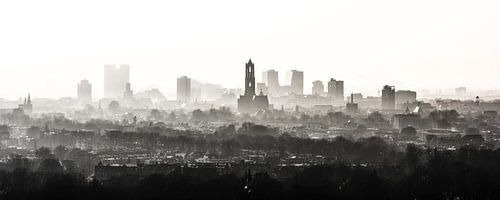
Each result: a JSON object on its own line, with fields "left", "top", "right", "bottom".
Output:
{"left": 244, "top": 59, "right": 256, "bottom": 96}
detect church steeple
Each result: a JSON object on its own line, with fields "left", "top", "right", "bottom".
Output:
{"left": 244, "top": 59, "right": 256, "bottom": 96}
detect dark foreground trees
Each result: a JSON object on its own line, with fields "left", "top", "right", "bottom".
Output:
{"left": 2, "top": 145, "right": 500, "bottom": 200}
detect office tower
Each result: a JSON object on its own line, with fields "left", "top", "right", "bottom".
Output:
{"left": 327, "top": 78, "right": 344, "bottom": 100}
{"left": 328, "top": 78, "right": 336, "bottom": 96}
{"left": 334, "top": 80, "right": 344, "bottom": 100}
{"left": 346, "top": 93, "right": 359, "bottom": 114}
{"left": 352, "top": 93, "right": 364, "bottom": 102}
{"left": 123, "top": 82, "right": 134, "bottom": 99}
{"left": 77, "top": 79, "right": 92, "bottom": 103}
{"left": 287, "top": 70, "right": 303, "bottom": 95}
{"left": 382, "top": 85, "right": 396, "bottom": 110}
{"left": 238, "top": 59, "right": 269, "bottom": 113}
{"left": 262, "top": 70, "right": 280, "bottom": 96}
{"left": 103, "top": 65, "right": 130, "bottom": 98}
{"left": 395, "top": 90, "right": 417, "bottom": 107}
{"left": 177, "top": 76, "right": 191, "bottom": 103}
{"left": 312, "top": 80, "right": 324, "bottom": 96}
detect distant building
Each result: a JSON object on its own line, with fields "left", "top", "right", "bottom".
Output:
{"left": 177, "top": 76, "right": 191, "bottom": 103}
{"left": 253, "top": 90, "right": 270, "bottom": 111}
{"left": 262, "top": 70, "right": 280, "bottom": 96}
{"left": 18, "top": 93, "right": 33, "bottom": 114}
{"left": 346, "top": 93, "right": 358, "bottom": 114}
{"left": 352, "top": 93, "right": 364, "bottom": 102}
{"left": 77, "top": 79, "right": 92, "bottom": 103}
{"left": 238, "top": 59, "right": 269, "bottom": 113}
{"left": 287, "top": 70, "right": 303, "bottom": 95}
{"left": 382, "top": 85, "right": 395, "bottom": 110}
{"left": 327, "top": 78, "right": 344, "bottom": 100}
{"left": 393, "top": 108, "right": 421, "bottom": 130}
{"left": 278, "top": 85, "right": 291, "bottom": 96}
{"left": 327, "top": 79, "right": 335, "bottom": 97}
{"left": 104, "top": 65, "right": 130, "bottom": 98}
{"left": 123, "top": 82, "right": 134, "bottom": 100}
{"left": 190, "top": 79, "right": 225, "bottom": 101}
{"left": 334, "top": 80, "right": 344, "bottom": 100}
{"left": 287, "top": 95, "right": 332, "bottom": 108}
{"left": 395, "top": 90, "right": 417, "bottom": 108}
{"left": 311, "top": 80, "right": 324, "bottom": 96}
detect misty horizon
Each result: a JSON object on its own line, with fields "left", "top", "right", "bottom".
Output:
{"left": 2, "top": 1, "right": 500, "bottom": 200}
{"left": 1, "top": 0, "right": 500, "bottom": 99}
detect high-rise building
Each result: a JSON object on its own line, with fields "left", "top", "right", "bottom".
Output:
{"left": 334, "top": 80, "right": 344, "bottom": 100}
{"left": 395, "top": 90, "right": 417, "bottom": 108}
{"left": 382, "top": 85, "right": 396, "bottom": 110}
{"left": 77, "top": 79, "right": 92, "bottom": 103}
{"left": 352, "top": 93, "right": 364, "bottom": 102}
{"left": 346, "top": 93, "right": 359, "bottom": 114}
{"left": 328, "top": 78, "right": 335, "bottom": 96}
{"left": 123, "top": 82, "right": 134, "bottom": 100}
{"left": 177, "top": 76, "right": 191, "bottom": 103}
{"left": 311, "top": 80, "right": 324, "bottom": 96}
{"left": 103, "top": 65, "right": 130, "bottom": 98}
{"left": 262, "top": 70, "right": 280, "bottom": 96}
{"left": 287, "top": 70, "right": 303, "bottom": 95}
{"left": 327, "top": 78, "right": 344, "bottom": 100}
{"left": 238, "top": 59, "right": 269, "bottom": 113}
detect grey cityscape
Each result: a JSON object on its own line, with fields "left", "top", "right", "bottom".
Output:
{"left": 1, "top": 1, "right": 500, "bottom": 200}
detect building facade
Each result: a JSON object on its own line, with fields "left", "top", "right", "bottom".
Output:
{"left": 382, "top": 85, "right": 396, "bottom": 110}
{"left": 77, "top": 79, "right": 92, "bottom": 103}
{"left": 395, "top": 90, "right": 417, "bottom": 108}
{"left": 262, "top": 70, "right": 280, "bottom": 96}
{"left": 327, "top": 78, "right": 344, "bottom": 100}
{"left": 312, "top": 80, "right": 324, "bottom": 96}
{"left": 287, "top": 70, "right": 303, "bottom": 95}
{"left": 177, "top": 76, "right": 191, "bottom": 103}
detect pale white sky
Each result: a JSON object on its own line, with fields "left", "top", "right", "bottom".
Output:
{"left": 0, "top": 0, "right": 499, "bottom": 100}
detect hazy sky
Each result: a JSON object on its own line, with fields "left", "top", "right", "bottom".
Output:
{"left": 0, "top": 0, "right": 499, "bottom": 100}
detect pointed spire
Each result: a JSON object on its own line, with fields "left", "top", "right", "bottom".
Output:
{"left": 405, "top": 106, "right": 410, "bottom": 114}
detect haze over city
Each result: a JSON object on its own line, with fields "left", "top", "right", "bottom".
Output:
{"left": 4, "top": 1, "right": 500, "bottom": 200}
{"left": 1, "top": 0, "right": 500, "bottom": 99}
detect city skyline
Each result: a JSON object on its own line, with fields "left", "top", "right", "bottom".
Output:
{"left": 0, "top": 62, "right": 497, "bottom": 101}
{"left": 1, "top": 0, "right": 500, "bottom": 99}
{"left": 1, "top": 1, "right": 500, "bottom": 199}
